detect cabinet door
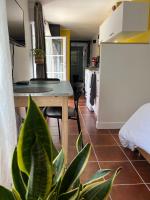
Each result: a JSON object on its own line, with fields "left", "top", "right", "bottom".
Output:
{"left": 45, "top": 36, "right": 66, "bottom": 80}
{"left": 123, "top": 2, "right": 149, "bottom": 32}
{"left": 99, "top": 2, "right": 149, "bottom": 43}
{"left": 99, "top": 4, "right": 123, "bottom": 42}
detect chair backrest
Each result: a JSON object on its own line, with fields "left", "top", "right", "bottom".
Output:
{"left": 30, "top": 78, "right": 60, "bottom": 84}
{"left": 30, "top": 78, "right": 60, "bottom": 81}
{"left": 72, "top": 82, "right": 84, "bottom": 112}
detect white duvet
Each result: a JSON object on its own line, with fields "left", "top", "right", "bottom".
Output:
{"left": 119, "top": 103, "right": 150, "bottom": 154}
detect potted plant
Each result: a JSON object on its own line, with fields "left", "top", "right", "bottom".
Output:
{"left": 0, "top": 96, "right": 120, "bottom": 200}
{"left": 32, "top": 48, "right": 45, "bottom": 64}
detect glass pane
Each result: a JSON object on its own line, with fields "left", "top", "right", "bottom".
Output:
{"left": 46, "top": 56, "right": 64, "bottom": 73}
{"left": 45, "top": 37, "right": 63, "bottom": 55}
{"left": 45, "top": 36, "right": 66, "bottom": 81}
{"left": 47, "top": 72, "right": 64, "bottom": 80}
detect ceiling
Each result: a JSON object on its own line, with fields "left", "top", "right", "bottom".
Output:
{"left": 29, "top": 0, "right": 121, "bottom": 40}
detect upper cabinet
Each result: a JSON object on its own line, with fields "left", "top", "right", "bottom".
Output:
{"left": 99, "top": 1, "right": 149, "bottom": 43}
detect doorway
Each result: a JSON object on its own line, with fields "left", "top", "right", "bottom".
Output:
{"left": 71, "top": 46, "right": 83, "bottom": 83}
{"left": 70, "top": 42, "right": 89, "bottom": 85}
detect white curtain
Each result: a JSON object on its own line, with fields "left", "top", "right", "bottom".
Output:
{"left": 0, "top": 0, "right": 17, "bottom": 188}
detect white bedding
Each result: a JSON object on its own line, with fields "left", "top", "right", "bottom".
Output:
{"left": 119, "top": 103, "right": 150, "bottom": 154}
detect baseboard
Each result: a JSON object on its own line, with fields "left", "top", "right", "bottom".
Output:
{"left": 96, "top": 121, "right": 124, "bottom": 129}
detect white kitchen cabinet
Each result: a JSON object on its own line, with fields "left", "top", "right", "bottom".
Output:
{"left": 99, "top": 1, "right": 149, "bottom": 43}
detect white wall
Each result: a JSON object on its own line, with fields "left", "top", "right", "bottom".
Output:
{"left": 29, "top": 2, "right": 34, "bottom": 22}
{"left": 0, "top": 0, "right": 17, "bottom": 188}
{"left": 13, "top": 0, "right": 33, "bottom": 82}
{"left": 96, "top": 43, "right": 150, "bottom": 129}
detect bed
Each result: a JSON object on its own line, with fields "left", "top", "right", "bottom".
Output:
{"left": 119, "top": 103, "right": 150, "bottom": 164}
{"left": 137, "top": 148, "right": 150, "bottom": 164}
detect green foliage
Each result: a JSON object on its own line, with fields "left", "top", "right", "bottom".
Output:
{"left": 0, "top": 96, "right": 120, "bottom": 200}
{"left": 32, "top": 49, "right": 45, "bottom": 57}
{"left": 12, "top": 148, "right": 26, "bottom": 200}
{"left": 0, "top": 186, "right": 16, "bottom": 200}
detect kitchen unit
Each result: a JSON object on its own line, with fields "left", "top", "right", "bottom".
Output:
{"left": 92, "top": 1, "right": 150, "bottom": 129}
{"left": 99, "top": 1, "right": 149, "bottom": 43}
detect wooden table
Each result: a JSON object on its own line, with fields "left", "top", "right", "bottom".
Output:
{"left": 14, "top": 81, "right": 73, "bottom": 164}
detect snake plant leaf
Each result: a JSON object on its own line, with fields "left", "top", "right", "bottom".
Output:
{"left": 53, "top": 150, "right": 65, "bottom": 185}
{"left": 17, "top": 96, "right": 58, "bottom": 175}
{"left": 80, "top": 168, "right": 121, "bottom": 200}
{"left": 0, "top": 186, "right": 16, "bottom": 200}
{"left": 12, "top": 188, "right": 22, "bottom": 200}
{"left": 51, "top": 141, "right": 59, "bottom": 160}
{"left": 46, "top": 179, "right": 61, "bottom": 200}
{"left": 76, "top": 132, "right": 84, "bottom": 153}
{"left": 74, "top": 133, "right": 85, "bottom": 189}
{"left": 26, "top": 140, "right": 53, "bottom": 200}
{"left": 59, "top": 184, "right": 82, "bottom": 200}
{"left": 46, "top": 188, "right": 57, "bottom": 200}
{"left": 58, "top": 188, "right": 78, "bottom": 200}
{"left": 12, "top": 148, "right": 26, "bottom": 200}
{"left": 84, "top": 169, "right": 111, "bottom": 186}
{"left": 60, "top": 143, "right": 91, "bottom": 194}
{"left": 74, "top": 184, "right": 82, "bottom": 200}
{"left": 73, "top": 132, "right": 83, "bottom": 189}
{"left": 72, "top": 179, "right": 80, "bottom": 189}
{"left": 20, "top": 171, "right": 28, "bottom": 188}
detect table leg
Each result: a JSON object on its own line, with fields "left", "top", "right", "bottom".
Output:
{"left": 61, "top": 97, "right": 68, "bottom": 165}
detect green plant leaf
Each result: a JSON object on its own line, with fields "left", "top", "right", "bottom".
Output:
{"left": 0, "top": 186, "right": 16, "bottom": 200}
{"left": 72, "top": 179, "right": 80, "bottom": 189}
{"left": 26, "top": 140, "right": 53, "bottom": 200}
{"left": 51, "top": 142, "right": 59, "bottom": 160}
{"left": 60, "top": 143, "right": 91, "bottom": 194}
{"left": 17, "top": 96, "right": 58, "bottom": 175}
{"left": 80, "top": 168, "right": 121, "bottom": 200}
{"left": 12, "top": 148, "right": 26, "bottom": 200}
{"left": 59, "top": 184, "right": 82, "bottom": 200}
{"left": 46, "top": 188, "right": 57, "bottom": 200}
{"left": 20, "top": 171, "right": 28, "bottom": 187}
{"left": 74, "top": 132, "right": 84, "bottom": 190}
{"left": 58, "top": 188, "right": 78, "bottom": 200}
{"left": 32, "top": 48, "right": 45, "bottom": 56}
{"left": 46, "top": 180, "right": 61, "bottom": 200}
{"left": 12, "top": 188, "right": 22, "bottom": 200}
{"left": 76, "top": 132, "right": 84, "bottom": 153}
{"left": 53, "top": 150, "right": 65, "bottom": 185}
{"left": 84, "top": 169, "right": 111, "bottom": 186}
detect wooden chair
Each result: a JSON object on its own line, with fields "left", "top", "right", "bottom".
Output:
{"left": 30, "top": 78, "right": 60, "bottom": 84}
{"left": 43, "top": 85, "right": 83, "bottom": 140}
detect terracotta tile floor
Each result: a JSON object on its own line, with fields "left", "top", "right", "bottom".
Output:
{"left": 48, "top": 97, "right": 150, "bottom": 200}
